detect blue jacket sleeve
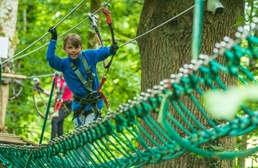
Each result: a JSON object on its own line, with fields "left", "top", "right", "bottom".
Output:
{"left": 46, "top": 40, "right": 63, "bottom": 71}
{"left": 83, "top": 46, "right": 111, "bottom": 65}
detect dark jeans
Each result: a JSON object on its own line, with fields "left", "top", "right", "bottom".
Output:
{"left": 51, "top": 108, "right": 67, "bottom": 140}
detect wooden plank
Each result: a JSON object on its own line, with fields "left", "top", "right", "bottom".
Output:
{"left": 0, "top": 133, "right": 36, "bottom": 145}
{"left": 1, "top": 73, "right": 27, "bottom": 80}
{"left": 0, "top": 133, "right": 16, "bottom": 137}
{"left": 0, "top": 137, "right": 26, "bottom": 145}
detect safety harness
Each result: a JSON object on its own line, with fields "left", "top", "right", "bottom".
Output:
{"left": 70, "top": 53, "right": 102, "bottom": 119}
{"left": 70, "top": 53, "right": 95, "bottom": 92}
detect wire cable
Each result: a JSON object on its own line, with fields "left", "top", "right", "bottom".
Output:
{"left": 2, "top": 0, "right": 87, "bottom": 65}
{"left": 118, "top": 5, "right": 195, "bottom": 48}
{"left": 2, "top": 0, "right": 112, "bottom": 64}
{"left": 26, "top": 73, "right": 56, "bottom": 79}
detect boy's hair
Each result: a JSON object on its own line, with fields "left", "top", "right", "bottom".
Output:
{"left": 63, "top": 34, "right": 82, "bottom": 48}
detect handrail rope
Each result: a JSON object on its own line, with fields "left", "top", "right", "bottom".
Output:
{"left": 2, "top": 0, "right": 112, "bottom": 65}
{"left": 6, "top": 2, "right": 189, "bottom": 65}
{"left": 26, "top": 73, "right": 56, "bottom": 79}
{"left": 50, "top": 0, "right": 86, "bottom": 30}
{"left": 0, "top": 19, "right": 258, "bottom": 168}
{"left": 118, "top": 5, "right": 195, "bottom": 48}
{"left": 2, "top": 0, "right": 86, "bottom": 65}
{"left": 1, "top": 72, "right": 53, "bottom": 99}
{"left": 10, "top": 19, "right": 89, "bottom": 62}
{"left": 5, "top": 73, "right": 54, "bottom": 100}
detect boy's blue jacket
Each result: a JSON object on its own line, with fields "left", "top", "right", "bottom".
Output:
{"left": 46, "top": 40, "right": 112, "bottom": 112}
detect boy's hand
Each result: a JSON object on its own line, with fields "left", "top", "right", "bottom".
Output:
{"left": 109, "top": 42, "right": 118, "bottom": 55}
{"left": 48, "top": 27, "right": 57, "bottom": 40}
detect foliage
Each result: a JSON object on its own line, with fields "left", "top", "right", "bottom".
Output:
{"left": 6, "top": 0, "right": 143, "bottom": 143}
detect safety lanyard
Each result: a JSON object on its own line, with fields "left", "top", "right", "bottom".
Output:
{"left": 87, "top": 4, "right": 116, "bottom": 110}
{"left": 54, "top": 74, "right": 66, "bottom": 111}
{"left": 56, "top": 74, "right": 66, "bottom": 100}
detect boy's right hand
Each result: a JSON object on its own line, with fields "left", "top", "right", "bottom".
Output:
{"left": 48, "top": 27, "right": 57, "bottom": 40}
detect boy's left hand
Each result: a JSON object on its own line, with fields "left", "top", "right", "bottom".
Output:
{"left": 109, "top": 42, "right": 118, "bottom": 55}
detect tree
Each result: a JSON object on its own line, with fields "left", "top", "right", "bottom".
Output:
{"left": 137, "top": 0, "right": 244, "bottom": 167}
{"left": 0, "top": 0, "right": 19, "bottom": 133}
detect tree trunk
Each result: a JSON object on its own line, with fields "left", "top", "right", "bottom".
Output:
{"left": 0, "top": 0, "right": 19, "bottom": 133}
{"left": 137, "top": 0, "right": 244, "bottom": 167}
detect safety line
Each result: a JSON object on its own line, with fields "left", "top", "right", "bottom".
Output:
{"left": 26, "top": 73, "right": 56, "bottom": 79}
{"left": 12, "top": 18, "right": 91, "bottom": 62}
{"left": 1, "top": 0, "right": 86, "bottom": 65}
{"left": 2, "top": 0, "right": 83, "bottom": 65}
{"left": 4, "top": 1, "right": 190, "bottom": 66}
{"left": 118, "top": 5, "right": 195, "bottom": 48}
{"left": 52, "top": 0, "right": 86, "bottom": 29}
{"left": 2, "top": 0, "right": 112, "bottom": 64}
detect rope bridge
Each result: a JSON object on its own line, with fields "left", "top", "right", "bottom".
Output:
{"left": 1, "top": 19, "right": 258, "bottom": 168}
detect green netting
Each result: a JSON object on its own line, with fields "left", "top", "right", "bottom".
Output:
{"left": 1, "top": 19, "right": 258, "bottom": 168}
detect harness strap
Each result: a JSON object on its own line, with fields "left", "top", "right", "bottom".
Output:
{"left": 72, "top": 93, "right": 102, "bottom": 119}
{"left": 70, "top": 53, "right": 96, "bottom": 92}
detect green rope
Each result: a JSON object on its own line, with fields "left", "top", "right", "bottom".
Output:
{"left": 192, "top": 0, "right": 204, "bottom": 60}
{"left": 39, "top": 76, "right": 56, "bottom": 144}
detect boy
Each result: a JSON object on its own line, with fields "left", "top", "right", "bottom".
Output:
{"left": 46, "top": 28, "right": 118, "bottom": 128}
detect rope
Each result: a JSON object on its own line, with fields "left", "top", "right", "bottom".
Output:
{"left": 192, "top": 0, "right": 204, "bottom": 60}
{"left": 118, "top": 5, "right": 195, "bottom": 48}
{"left": 26, "top": 73, "right": 56, "bottom": 79}
{"left": 2, "top": 5, "right": 258, "bottom": 168}
{"left": 5, "top": 2, "right": 190, "bottom": 64}
{"left": 1, "top": 0, "right": 112, "bottom": 65}
{"left": 1, "top": 33, "right": 258, "bottom": 167}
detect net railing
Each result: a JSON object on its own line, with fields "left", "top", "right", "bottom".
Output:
{"left": 0, "top": 18, "right": 258, "bottom": 168}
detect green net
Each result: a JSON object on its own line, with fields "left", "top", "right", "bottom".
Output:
{"left": 1, "top": 19, "right": 258, "bottom": 168}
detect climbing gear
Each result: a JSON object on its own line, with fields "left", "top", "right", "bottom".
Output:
{"left": 62, "top": 100, "right": 72, "bottom": 115}
{"left": 52, "top": 73, "right": 67, "bottom": 117}
{"left": 101, "top": 3, "right": 116, "bottom": 68}
{"left": 91, "top": 3, "right": 118, "bottom": 111}
{"left": 70, "top": 52, "right": 104, "bottom": 119}
{"left": 53, "top": 74, "right": 66, "bottom": 110}
{"left": 72, "top": 92, "right": 102, "bottom": 120}
{"left": 33, "top": 73, "right": 62, "bottom": 119}
{"left": 88, "top": 2, "right": 116, "bottom": 70}
{"left": 88, "top": 13, "right": 103, "bottom": 46}
{"left": 8, "top": 79, "right": 23, "bottom": 100}
{"left": 33, "top": 77, "right": 51, "bottom": 119}
{"left": 70, "top": 53, "right": 95, "bottom": 92}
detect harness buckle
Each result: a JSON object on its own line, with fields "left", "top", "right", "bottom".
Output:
{"left": 54, "top": 99, "right": 63, "bottom": 111}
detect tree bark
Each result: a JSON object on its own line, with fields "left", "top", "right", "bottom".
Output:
{"left": 0, "top": 0, "right": 19, "bottom": 132}
{"left": 137, "top": 0, "right": 244, "bottom": 167}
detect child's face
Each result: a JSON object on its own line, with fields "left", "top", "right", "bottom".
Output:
{"left": 63, "top": 41, "right": 82, "bottom": 60}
